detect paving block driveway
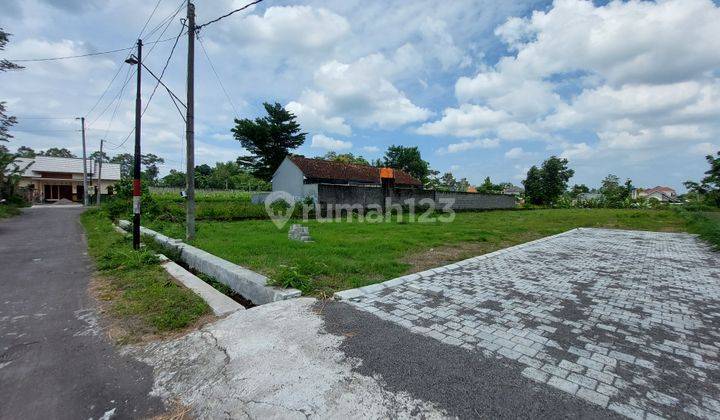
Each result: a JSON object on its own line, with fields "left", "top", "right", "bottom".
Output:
{"left": 344, "top": 228, "right": 720, "bottom": 419}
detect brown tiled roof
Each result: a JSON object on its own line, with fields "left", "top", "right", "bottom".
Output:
{"left": 288, "top": 155, "right": 422, "bottom": 186}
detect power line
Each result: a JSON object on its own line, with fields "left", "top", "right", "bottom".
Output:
{"left": 108, "top": 21, "right": 185, "bottom": 150}
{"left": 138, "top": 0, "right": 165, "bottom": 39}
{"left": 88, "top": 64, "right": 134, "bottom": 127}
{"left": 195, "top": 0, "right": 263, "bottom": 31}
{"left": 7, "top": 35, "right": 182, "bottom": 63}
{"left": 197, "top": 34, "right": 239, "bottom": 117}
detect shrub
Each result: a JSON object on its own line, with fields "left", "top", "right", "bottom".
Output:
{"left": 269, "top": 265, "right": 313, "bottom": 294}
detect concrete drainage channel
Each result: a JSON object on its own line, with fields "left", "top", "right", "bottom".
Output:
{"left": 116, "top": 220, "right": 301, "bottom": 313}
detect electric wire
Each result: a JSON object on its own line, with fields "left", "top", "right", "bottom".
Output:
{"left": 195, "top": 0, "right": 263, "bottom": 31}
{"left": 197, "top": 34, "right": 238, "bottom": 117}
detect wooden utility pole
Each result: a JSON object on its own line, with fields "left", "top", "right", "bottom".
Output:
{"left": 78, "top": 116, "right": 88, "bottom": 206}
{"left": 132, "top": 39, "right": 143, "bottom": 250}
{"left": 185, "top": 1, "right": 196, "bottom": 241}
{"left": 96, "top": 139, "right": 104, "bottom": 206}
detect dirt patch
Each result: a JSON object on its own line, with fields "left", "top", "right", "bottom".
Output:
{"left": 400, "top": 234, "right": 542, "bottom": 274}
{"left": 89, "top": 276, "right": 217, "bottom": 345}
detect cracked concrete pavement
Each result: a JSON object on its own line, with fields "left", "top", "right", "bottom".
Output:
{"left": 129, "top": 297, "right": 447, "bottom": 419}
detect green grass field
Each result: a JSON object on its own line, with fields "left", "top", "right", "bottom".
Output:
{"left": 146, "top": 208, "right": 689, "bottom": 296}
{"left": 81, "top": 209, "right": 209, "bottom": 342}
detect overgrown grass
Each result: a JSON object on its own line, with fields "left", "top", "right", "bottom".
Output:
{"left": 0, "top": 204, "right": 21, "bottom": 218}
{"left": 81, "top": 209, "right": 209, "bottom": 342}
{"left": 146, "top": 208, "right": 687, "bottom": 296}
{"left": 678, "top": 209, "right": 720, "bottom": 249}
{"left": 152, "top": 190, "right": 253, "bottom": 203}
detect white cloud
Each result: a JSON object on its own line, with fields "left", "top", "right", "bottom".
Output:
{"left": 418, "top": 104, "right": 508, "bottom": 137}
{"left": 504, "top": 147, "right": 529, "bottom": 159}
{"left": 288, "top": 48, "right": 432, "bottom": 132}
{"left": 362, "top": 146, "right": 380, "bottom": 153}
{"left": 220, "top": 6, "right": 350, "bottom": 55}
{"left": 310, "top": 134, "right": 352, "bottom": 151}
{"left": 560, "top": 142, "right": 594, "bottom": 160}
{"left": 286, "top": 99, "right": 351, "bottom": 136}
{"left": 419, "top": 0, "right": 720, "bottom": 185}
{"left": 437, "top": 138, "right": 499, "bottom": 155}
{"left": 689, "top": 142, "right": 719, "bottom": 156}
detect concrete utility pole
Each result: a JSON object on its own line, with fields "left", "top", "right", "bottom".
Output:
{"left": 186, "top": 1, "right": 196, "bottom": 241}
{"left": 96, "top": 139, "right": 104, "bottom": 206}
{"left": 77, "top": 116, "right": 88, "bottom": 206}
{"left": 131, "top": 39, "right": 143, "bottom": 250}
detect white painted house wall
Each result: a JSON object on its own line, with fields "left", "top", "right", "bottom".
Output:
{"left": 271, "top": 158, "right": 320, "bottom": 202}
{"left": 272, "top": 157, "right": 304, "bottom": 198}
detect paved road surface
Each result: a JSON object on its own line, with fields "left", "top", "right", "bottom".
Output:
{"left": 344, "top": 228, "right": 720, "bottom": 419}
{"left": 0, "top": 207, "right": 163, "bottom": 420}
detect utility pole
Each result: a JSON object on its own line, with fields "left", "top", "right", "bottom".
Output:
{"left": 130, "top": 39, "right": 143, "bottom": 250}
{"left": 186, "top": 1, "right": 196, "bottom": 241}
{"left": 96, "top": 139, "right": 104, "bottom": 206}
{"left": 77, "top": 116, "right": 89, "bottom": 206}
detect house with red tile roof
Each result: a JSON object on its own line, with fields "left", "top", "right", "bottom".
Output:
{"left": 632, "top": 186, "right": 678, "bottom": 202}
{"left": 271, "top": 155, "right": 421, "bottom": 200}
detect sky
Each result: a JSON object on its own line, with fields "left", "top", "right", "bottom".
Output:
{"left": 2, "top": 0, "right": 720, "bottom": 191}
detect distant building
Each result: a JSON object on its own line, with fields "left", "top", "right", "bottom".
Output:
{"left": 501, "top": 185, "right": 524, "bottom": 196}
{"left": 271, "top": 155, "right": 422, "bottom": 200}
{"left": 577, "top": 192, "right": 602, "bottom": 202}
{"left": 467, "top": 186, "right": 478, "bottom": 193}
{"left": 632, "top": 186, "right": 678, "bottom": 202}
{"left": 15, "top": 156, "right": 121, "bottom": 203}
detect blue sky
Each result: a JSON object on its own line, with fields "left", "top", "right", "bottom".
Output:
{"left": 2, "top": 0, "right": 720, "bottom": 190}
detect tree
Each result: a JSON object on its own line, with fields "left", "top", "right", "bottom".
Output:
{"left": 321, "top": 151, "right": 370, "bottom": 166}
{"left": 685, "top": 150, "right": 720, "bottom": 206}
{"left": 16, "top": 146, "right": 36, "bottom": 158}
{"left": 140, "top": 153, "right": 164, "bottom": 184}
{"left": 110, "top": 153, "right": 133, "bottom": 178}
{"left": 39, "top": 147, "right": 76, "bottom": 158}
{"left": 89, "top": 150, "right": 110, "bottom": 163}
{"left": 477, "top": 176, "right": 503, "bottom": 194}
{"left": 523, "top": 166, "right": 544, "bottom": 205}
{"left": 160, "top": 169, "right": 186, "bottom": 188}
{"left": 382, "top": 145, "right": 432, "bottom": 183}
{"left": 109, "top": 153, "right": 164, "bottom": 181}
{"left": 534, "top": 156, "right": 574, "bottom": 205}
{"left": 570, "top": 184, "right": 590, "bottom": 198}
{"left": 1, "top": 28, "right": 22, "bottom": 72}
{"left": 599, "top": 174, "right": 630, "bottom": 206}
{"left": 435, "top": 172, "right": 457, "bottom": 191}
{"left": 232, "top": 102, "right": 306, "bottom": 181}
{"left": 1, "top": 28, "right": 22, "bottom": 143}
{"left": 456, "top": 177, "right": 471, "bottom": 192}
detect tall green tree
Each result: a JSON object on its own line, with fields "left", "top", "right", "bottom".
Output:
{"left": 540, "top": 156, "right": 574, "bottom": 204}
{"left": 40, "top": 147, "right": 76, "bottom": 158}
{"left": 110, "top": 153, "right": 133, "bottom": 178}
{"left": 685, "top": 150, "right": 720, "bottom": 206}
{"left": 382, "top": 145, "right": 432, "bottom": 183}
{"left": 523, "top": 166, "right": 544, "bottom": 205}
{"left": 232, "top": 102, "right": 306, "bottom": 181}
{"left": 16, "top": 146, "right": 36, "bottom": 158}
{"left": 477, "top": 176, "right": 503, "bottom": 194}
{"left": 89, "top": 150, "right": 110, "bottom": 162}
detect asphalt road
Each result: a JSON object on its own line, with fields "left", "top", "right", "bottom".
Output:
{"left": 0, "top": 207, "right": 163, "bottom": 420}
{"left": 321, "top": 301, "right": 619, "bottom": 419}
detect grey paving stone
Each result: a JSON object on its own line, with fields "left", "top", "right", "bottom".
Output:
{"left": 345, "top": 228, "right": 720, "bottom": 419}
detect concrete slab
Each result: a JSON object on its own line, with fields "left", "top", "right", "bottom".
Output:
{"left": 161, "top": 260, "right": 243, "bottom": 316}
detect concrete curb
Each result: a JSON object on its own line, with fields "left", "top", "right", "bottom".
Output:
{"left": 334, "top": 228, "right": 583, "bottom": 301}
{"left": 161, "top": 258, "right": 244, "bottom": 316}
{"left": 117, "top": 220, "right": 301, "bottom": 305}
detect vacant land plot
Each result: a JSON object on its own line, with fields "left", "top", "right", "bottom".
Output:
{"left": 146, "top": 209, "right": 687, "bottom": 295}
